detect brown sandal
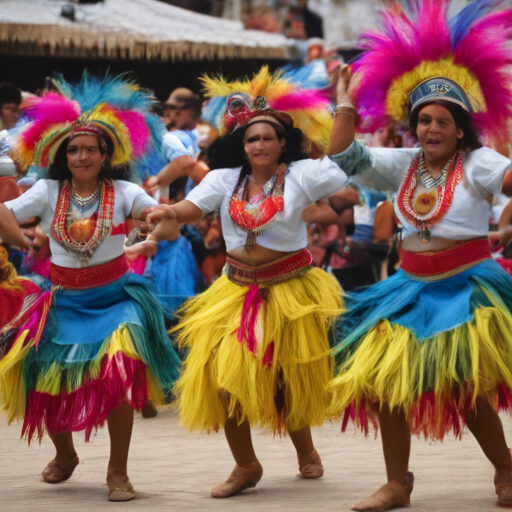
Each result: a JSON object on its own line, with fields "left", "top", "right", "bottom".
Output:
{"left": 211, "top": 462, "right": 263, "bottom": 498}
{"left": 40, "top": 455, "right": 79, "bottom": 484}
{"left": 298, "top": 448, "right": 324, "bottom": 479}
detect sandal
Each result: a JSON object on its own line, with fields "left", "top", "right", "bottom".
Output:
{"left": 298, "top": 448, "right": 324, "bottom": 479}
{"left": 211, "top": 462, "right": 263, "bottom": 498}
{"left": 40, "top": 455, "right": 79, "bottom": 484}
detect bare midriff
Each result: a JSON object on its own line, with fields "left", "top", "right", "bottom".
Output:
{"left": 228, "top": 243, "right": 291, "bottom": 266}
{"left": 402, "top": 235, "right": 487, "bottom": 253}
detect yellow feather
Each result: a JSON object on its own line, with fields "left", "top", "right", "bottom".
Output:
{"left": 386, "top": 57, "right": 486, "bottom": 121}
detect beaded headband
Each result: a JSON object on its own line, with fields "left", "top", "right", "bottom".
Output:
{"left": 68, "top": 124, "right": 108, "bottom": 152}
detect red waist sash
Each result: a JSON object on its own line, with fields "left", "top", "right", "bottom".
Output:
{"left": 224, "top": 249, "right": 313, "bottom": 287}
{"left": 400, "top": 238, "right": 491, "bottom": 281}
{"left": 50, "top": 254, "right": 129, "bottom": 290}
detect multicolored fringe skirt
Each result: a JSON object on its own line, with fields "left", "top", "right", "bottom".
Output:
{"left": 0, "top": 255, "right": 181, "bottom": 443}
{"left": 173, "top": 249, "right": 344, "bottom": 434}
{"left": 329, "top": 239, "right": 512, "bottom": 440}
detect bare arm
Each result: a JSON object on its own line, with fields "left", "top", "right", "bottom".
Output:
{"left": 0, "top": 204, "right": 30, "bottom": 248}
{"left": 148, "top": 155, "right": 205, "bottom": 189}
{"left": 146, "top": 200, "right": 204, "bottom": 227}
{"left": 502, "top": 169, "right": 512, "bottom": 197}
{"left": 328, "top": 65, "right": 356, "bottom": 157}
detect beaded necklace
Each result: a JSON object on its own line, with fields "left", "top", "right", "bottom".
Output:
{"left": 51, "top": 179, "right": 115, "bottom": 264}
{"left": 397, "top": 150, "right": 463, "bottom": 243}
{"left": 70, "top": 181, "right": 101, "bottom": 213}
{"left": 229, "top": 163, "right": 288, "bottom": 251}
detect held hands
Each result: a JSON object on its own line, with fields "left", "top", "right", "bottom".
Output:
{"left": 145, "top": 205, "right": 178, "bottom": 227}
{"left": 125, "top": 239, "right": 158, "bottom": 261}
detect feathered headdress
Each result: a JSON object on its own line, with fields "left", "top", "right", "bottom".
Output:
{"left": 12, "top": 73, "right": 167, "bottom": 183}
{"left": 352, "top": 0, "right": 512, "bottom": 146}
{"left": 201, "top": 66, "right": 333, "bottom": 155}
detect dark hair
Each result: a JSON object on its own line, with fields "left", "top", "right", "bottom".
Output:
{"left": 48, "top": 136, "right": 130, "bottom": 181}
{"left": 409, "top": 100, "right": 483, "bottom": 152}
{"left": 207, "top": 121, "right": 308, "bottom": 176}
{"left": 0, "top": 82, "right": 21, "bottom": 107}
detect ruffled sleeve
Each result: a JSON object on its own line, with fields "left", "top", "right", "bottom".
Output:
{"left": 330, "top": 141, "right": 419, "bottom": 191}
{"left": 4, "top": 179, "right": 49, "bottom": 223}
{"left": 465, "top": 147, "right": 511, "bottom": 197}
{"left": 185, "top": 168, "right": 231, "bottom": 213}
{"left": 116, "top": 181, "right": 158, "bottom": 219}
{"left": 293, "top": 156, "right": 348, "bottom": 203}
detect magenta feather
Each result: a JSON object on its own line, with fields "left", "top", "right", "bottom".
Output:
{"left": 20, "top": 93, "right": 80, "bottom": 151}
{"left": 270, "top": 90, "right": 330, "bottom": 111}
{"left": 352, "top": 0, "right": 512, "bottom": 144}
{"left": 116, "top": 110, "right": 149, "bottom": 157}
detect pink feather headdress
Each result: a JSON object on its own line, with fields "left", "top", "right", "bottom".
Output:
{"left": 12, "top": 74, "right": 166, "bottom": 182}
{"left": 352, "top": 0, "right": 512, "bottom": 147}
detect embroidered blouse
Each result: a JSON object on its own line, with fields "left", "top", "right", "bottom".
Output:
{"left": 185, "top": 156, "right": 348, "bottom": 252}
{"left": 330, "top": 141, "right": 511, "bottom": 241}
{"left": 5, "top": 179, "right": 157, "bottom": 268}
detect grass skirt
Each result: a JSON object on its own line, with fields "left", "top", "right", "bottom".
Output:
{"left": 174, "top": 268, "right": 343, "bottom": 433}
{"left": 0, "top": 272, "right": 181, "bottom": 443}
{"left": 329, "top": 259, "right": 512, "bottom": 440}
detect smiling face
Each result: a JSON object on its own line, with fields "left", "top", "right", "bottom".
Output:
{"left": 66, "top": 135, "right": 105, "bottom": 185}
{"left": 243, "top": 122, "right": 285, "bottom": 169}
{"left": 415, "top": 103, "right": 464, "bottom": 163}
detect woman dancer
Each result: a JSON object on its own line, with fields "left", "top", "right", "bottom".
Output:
{"left": 0, "top": 76, "right": 181, "bottom": 501}
{"left": 328, "top": 1, "right": 512, "bottom": 510}
{"left": 141, "top": 69, "right": 351, "bottom": 497}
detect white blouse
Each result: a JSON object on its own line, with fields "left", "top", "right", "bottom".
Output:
{"left": 185, "top": 156, "right": 348, "bottom": 252}
{"left": 5, "top": 179, "right": 157, "bottom": 268}
{"left": 332, "top": 142, "right": 511, "bottom": 241}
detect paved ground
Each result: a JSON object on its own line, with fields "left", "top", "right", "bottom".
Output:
{"left": 1, "top": 407, "right": 508, "bottom": 511}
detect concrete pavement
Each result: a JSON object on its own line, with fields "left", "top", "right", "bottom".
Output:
{"left": 1, "top": 407, "right": 507, "bottom": 511}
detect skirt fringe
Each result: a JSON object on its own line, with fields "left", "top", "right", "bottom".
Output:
{"left": 173, "top": 268, "right": 343, "bottom": 434}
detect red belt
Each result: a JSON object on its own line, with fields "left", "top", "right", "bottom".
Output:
{"left": 50, "top": 254, "right": 130, "bottom": 290}
{"left": 400, "top": 238, "right": 491, "bottom": 281}
{"left": 224, "top": 249, "right": 313, "bottom": 287}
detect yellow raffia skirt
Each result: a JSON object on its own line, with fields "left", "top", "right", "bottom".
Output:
{"left": 173, "top": 257, "right": 343, "bottom": 434}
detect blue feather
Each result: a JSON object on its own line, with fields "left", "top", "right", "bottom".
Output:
{"left": 448, "top": 0, "right": 498, "bottom": 49}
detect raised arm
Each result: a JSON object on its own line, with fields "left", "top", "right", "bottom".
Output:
{"left": 328, "top": 65, "right": 356, "bottom": 157}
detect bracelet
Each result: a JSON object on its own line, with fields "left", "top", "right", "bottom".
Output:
{"left": 334, "top": 107, "right": 356, "bottom": 118}
{"left": 335, "top": 102, "right": 355, "bottom": 110}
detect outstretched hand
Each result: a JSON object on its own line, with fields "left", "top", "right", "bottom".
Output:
{"left": 125, "top": 240, "right": 158, "bottom": 261}
{"left": 490, "top": 225, "right": 512, "bottom": 250}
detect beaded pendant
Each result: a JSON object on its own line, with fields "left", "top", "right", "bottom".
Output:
{"left": 397, "top": 151, "right": 463, "bottom": 243}
{"left": 229, "top": 164, "right": 287, "bottom": 251}
{"left": 51, "top": 179, "right": 115, "bottom": 264}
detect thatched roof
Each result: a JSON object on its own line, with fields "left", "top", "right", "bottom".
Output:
{"left": 0, "top": 0, "right": 294, "bottom": 61}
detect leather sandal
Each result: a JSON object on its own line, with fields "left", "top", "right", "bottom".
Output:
{"left": 40, "top": 455, "right": 79, "bottom": 484}
{"left": 211, "top": 461, "right": 263, "bottom": 498}
{"left": 298, "top": 448, "right": 324, "bottom": 478}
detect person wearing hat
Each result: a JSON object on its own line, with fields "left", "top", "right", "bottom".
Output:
{"left": 147, "top": 88, "right": 209, "bottom": 196}
{"left": 327, "top": 1, "right": 512, "bottom": 510}
{"left": 0, "top": 82, "right": 21, "bottom": 131}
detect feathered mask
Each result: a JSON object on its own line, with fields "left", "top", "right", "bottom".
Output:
{"left": 201, "top": 66, "right": 333, "bottom": 155}
{"left": 13, "top": 73, "right": 167, "bottom": 183}
{"left": 352, "top": 0, "right": 512, "bottom": 146}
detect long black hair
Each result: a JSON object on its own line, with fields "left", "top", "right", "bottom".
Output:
{"left": 207, "top": 121, "right": 309, "bottom": 177}
{"left": 409, "top": 100, "right": 483, "bottom": 152}
{"left": 48, "top": 136, "right": 130, "bottom": 181}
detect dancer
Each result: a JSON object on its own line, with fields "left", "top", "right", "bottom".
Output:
{"left": 142, "top": 68, "right": 351, "bottom": 497}
{"left": 328, "top": 1, "right": 512, "bottom": 510}
{"left": 0, "top": 75, "right": 181, "bottom": 501}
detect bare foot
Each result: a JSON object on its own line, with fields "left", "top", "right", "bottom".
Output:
{"left": 298, "top": 448, "right": 324, "bottom": 478}
{"left": 495, "top": 449, "right": 512, "bottom": 507}
{"left": 211, "top": 461, "right": 263, "bottom": 498}
{"left": 352, "top": 472, "right": 414, "bottom": 512}
{"left": 40, "top": 454, "right": 79, "bottom": 483}
{"left": 107, "top": 467, "right": 136, "bottom": 502}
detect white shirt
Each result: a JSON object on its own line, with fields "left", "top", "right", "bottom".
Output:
{"left": 5, "top": 179, "right": 157, "bottom": 268}
{"left": 333, "top": 143, "right": 511, "bottom": 242}
{"left": 185, "top": 157, "right": 347, "bottom": 252}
